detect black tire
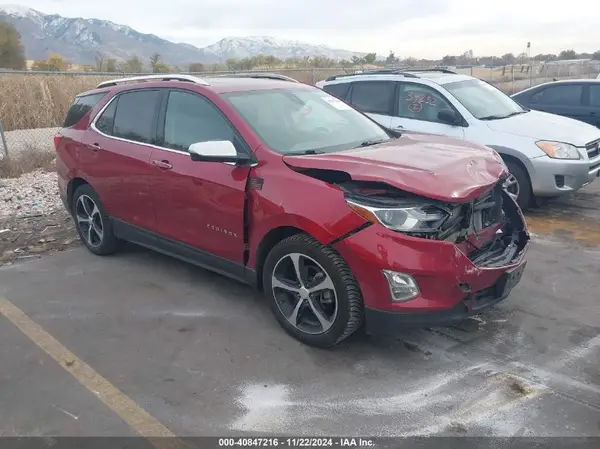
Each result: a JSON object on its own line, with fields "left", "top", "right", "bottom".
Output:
{"left": 71, "top": 184, "right": 121, "bottom": 256}
{"left": 262, "top": 233, "right": 364, "bottom": 348}
{"left": 504, "top": 160, "right": 532, "bottom": 210}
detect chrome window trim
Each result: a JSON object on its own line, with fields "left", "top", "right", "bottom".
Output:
{"left": 89, "top": 92, "right": 257, "bottom": 166}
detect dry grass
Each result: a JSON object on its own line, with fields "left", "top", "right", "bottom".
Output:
{"left": 0, "top": 72, "right": 340, "bottom": 131}
{"left": 0, "top": 145, "right": 56, "bottom": 178}
{"left": 0, "top": 74, "right": 113, "bottom": 131}
{"left": 0, "top": 67, "right": 594, "bottom": 131}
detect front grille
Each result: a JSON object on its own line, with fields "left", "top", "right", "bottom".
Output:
{"left": 467, "top": 182, "right": 528, "bottom": 268}
{"left": 586, "top": 139, "right": 600, "bottom": 159}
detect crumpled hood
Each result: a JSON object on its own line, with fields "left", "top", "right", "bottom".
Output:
{"left": 283, "top": 133, "right": 508, "bottom": 203}
{"left": 485, "top": 109, "right": 600, "bottom": 146}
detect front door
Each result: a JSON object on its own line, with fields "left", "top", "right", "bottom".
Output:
{"left": 149, "top": 89, "right": 252, "bottom": 265}
{"left": 528, "top": 83, "right": 587, "bottom": 123}
{"left": 586, "top": 84, "right": 600, "bottom": 128}
{"left": 390, "top": 82, "right": 465, "bottom": 139}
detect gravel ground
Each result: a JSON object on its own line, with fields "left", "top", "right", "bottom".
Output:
{"left": 0, "top": 170, "right": 79, "bottom": 264}
{"left": 0, "top": 170, "right": 62, "bottom": 218}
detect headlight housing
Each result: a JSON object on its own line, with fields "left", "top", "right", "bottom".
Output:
{"left": 346, "top": 199, "right": 449, "bottom": 233}
{"left": 536, "top": 141, "right": 581, "bottom": 160}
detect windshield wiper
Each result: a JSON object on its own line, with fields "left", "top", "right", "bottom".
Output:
{"left": 503, "top": 110, "right": 527, "bottom": 118}
{"left": 356, "top": 138, "right": 388, "bottom": 148}
{"left": 479, "top": 110, "right": 527, "bottom": 120}
{"left": 285, "top": 149, "right": 325, "bottom": 155}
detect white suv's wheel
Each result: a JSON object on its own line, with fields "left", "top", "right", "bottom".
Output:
{"left": 503, "top": 161, "right": 532, "bottom": 209}
{"left": 262, "top": 234, "right": 364, "bottom": 347}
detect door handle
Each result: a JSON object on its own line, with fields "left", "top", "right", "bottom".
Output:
{"left": 86, "top": 142, "right": 100, "bottom": 152}
{"left": 393, "top": 125, "right": 404, "bottom": 130}
{"left": 152, "top": 159, "right": 173, "bottom": 170}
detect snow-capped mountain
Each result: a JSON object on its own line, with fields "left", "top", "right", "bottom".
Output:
{"left": 0, "top": 4, "right": 218, "bottom": 65}
{"left": 0, "top": 5, "right": 364, "bottom": 66}
{"left": 204, "top": 36, "right": 365, "bottom": 61}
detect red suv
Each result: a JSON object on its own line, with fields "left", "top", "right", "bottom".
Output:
{"left": 55, "top": 74, "right": 530, "bottom": 347}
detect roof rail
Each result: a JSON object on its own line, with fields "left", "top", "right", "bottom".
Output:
{"left": 217, "top": 72, "right": 299, "bottom": 82}
{"left": 325, "top": 70, "right": 418, "bottom": 81}
{"left": 96, "top": 74, "right": 210, "bottom": 89}
{"left": 324, "top": 67, "right": 458, "bottom": 82}
{"left": 400, "top": 68, "right": 457, "bottom": 74}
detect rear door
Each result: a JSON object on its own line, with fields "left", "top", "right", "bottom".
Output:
{"left": 346, "top": 81, "right": 394, "bottom": 129}
{"left": 87, "top": 89, "right": 161, "bottom": 231}
{"left": 389, "top": 81, "right": 465, "bottom": 139}
{"left": 526, "top": 83, "right": 587, "bottom": 123}
{"left": 321, "top": 82, "right": 351, "bottom": 101}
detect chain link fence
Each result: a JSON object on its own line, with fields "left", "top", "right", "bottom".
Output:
{"left": 1, "top": 61, "right": 599, "bottom": 160}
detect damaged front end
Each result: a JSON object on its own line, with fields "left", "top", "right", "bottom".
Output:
{"left": 339, "top": 179, "right": 530, "bottom": 268}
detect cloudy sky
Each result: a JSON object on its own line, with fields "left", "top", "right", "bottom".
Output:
{"left": 12, "top": 0, "right": 600, "bottom": 58}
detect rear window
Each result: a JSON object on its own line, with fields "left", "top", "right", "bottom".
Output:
{"left": 62, "top": 93, "right": 106, "bottom": 128}
{"left": 349, "top": 81, "right": 395, "bottom": 115}
{"left": 322, "top": 83, "right": 350, "bottom": 100}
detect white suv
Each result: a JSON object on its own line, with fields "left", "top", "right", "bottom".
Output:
{"left": 316, "top": 69, "right": 600, "bottom": 208}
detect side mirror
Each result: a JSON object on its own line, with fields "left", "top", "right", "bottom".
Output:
{"left": 437, "top": 109, "right": 460, "bottom": 126}
{"left": 188, "top": 140, "right": 248, "bottom": 164}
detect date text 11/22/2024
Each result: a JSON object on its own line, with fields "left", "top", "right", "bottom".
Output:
{"left": 218, "top": 438, "right": 375, "bottom": 447}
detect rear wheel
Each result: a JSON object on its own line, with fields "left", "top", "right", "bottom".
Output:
{"left": 262, "top": 234, "right": 364, "bottom": 347}
{"left": 503, "top": 160, "right": 532, "bottom": 209}
{"left": 72, "top": 184, "right": 121, "bottom": 256}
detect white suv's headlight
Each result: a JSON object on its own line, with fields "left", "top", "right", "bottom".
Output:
{"left": 536, "top": 141, "right": 580, "bottom": 160}
{"left": 346, "top": 199, "right": 449, "bottom": 233}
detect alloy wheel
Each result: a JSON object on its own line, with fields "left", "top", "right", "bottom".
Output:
{"left": 503, "top": 173, "right": 520, "bottom": 201}
{"left": 75, "top": 195, "right": 104, "bottom": 248}
{"left": 271, "top": 252, "right": 338, "bottom": 335}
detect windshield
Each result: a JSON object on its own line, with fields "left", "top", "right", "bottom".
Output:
{"left": 443, "top": 79, "right": 526, "bottom": 120}
{"left": 222, "top": 88, "right": 391, "bottom": 155}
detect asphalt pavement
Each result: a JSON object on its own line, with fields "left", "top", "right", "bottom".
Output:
{"left": 0, "top": 185, "right": 599, "bottom": 439}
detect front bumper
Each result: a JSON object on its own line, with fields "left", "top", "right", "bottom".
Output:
{"left": 529, "top": 153, "right": 600, "bottom": 197}
{"left": 332, "top": 193, "right": 529, "bottom": 332}
{"left": 364, "top": 260, "right": 526, "bottom": 335}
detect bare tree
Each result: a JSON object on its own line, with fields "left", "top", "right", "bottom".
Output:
{"left": 94, "top": 51, "right": 105, "bottom": 72}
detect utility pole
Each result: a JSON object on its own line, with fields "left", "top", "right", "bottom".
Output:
{"left": 527, "top": 42, "right": 533, "bottom": 86}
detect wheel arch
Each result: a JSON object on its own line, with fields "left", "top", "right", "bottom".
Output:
{"left": 487, "top": 145, "right": 533, "bottom": 176}
{"left": 67, "top": 177, "right": 90, "bottom": 212}
{"left": 487, "top": 145, "right": 534, "bottom": 190}
{"left": 254, "top": 226, "right": 306, "bottom": 292}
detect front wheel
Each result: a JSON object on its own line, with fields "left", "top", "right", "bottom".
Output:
{"left": 262, "top": 234, "right": 364, "bottom": 347}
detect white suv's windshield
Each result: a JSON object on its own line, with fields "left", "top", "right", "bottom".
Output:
{"left": 444, "top": 78, "right": 527, "bottom": 120}
{"left": 223, "top": 88, "right": 391, "bottom": 155}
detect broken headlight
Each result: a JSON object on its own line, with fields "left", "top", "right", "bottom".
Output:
{"left": 346, "top": 199, "right": 449, "bottom": 233}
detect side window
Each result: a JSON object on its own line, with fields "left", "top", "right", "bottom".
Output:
{"left": 531, "top": 85, "right": 583, "bottom": 106}
{"left": 112, "top": 90, "right": 161, "bottom": 144}
{"left": 322, "top": 83, "right": 350, "bottom": 100}
{"left": 163, "top": 90, "right": 235, "bottom": 152}
{"left": 63, "top": 93, "right": 106, "bottom": 128}
{"left": 397, "top": 83, "right": 455, "bottom": 123}
{"left": 95, "top": 98, "right": 117, "bottom": 135}
{"left": 589, "top": 85, "right": 600, "bottom": 107}
{"left": 349, "top": 81, "right": 395, "bottom": 115}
